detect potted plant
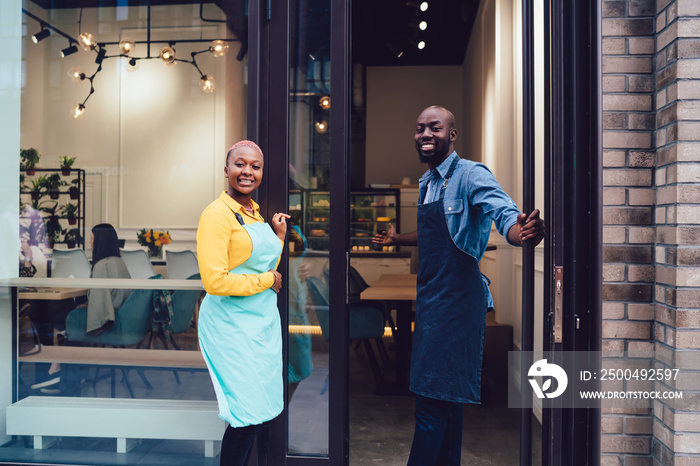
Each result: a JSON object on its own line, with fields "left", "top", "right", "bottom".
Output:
{"left": 29, "top": 175, "right": 48, "bottom": 200}
{"left": 41, "top": 203, "right": 63, "bottom": 249}
{"left": 63, "top": 228, "right": 83, "bottom": 249}
{"left": 45, "top": 173, "right": 67, "bottom": 199}
{"left": 69, "top": 178, "right": 80, "bottom": 200}
{"left": 20, "top": 148, "right": 40, "bottom": 175}
{"left": 59, "top": 156, "right": 76, "bottom": 176}
{"left": 59, "top": 202, "right": 79, "bottom": 225}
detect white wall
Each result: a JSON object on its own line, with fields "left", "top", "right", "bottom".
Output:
{"left": 20, "top": 3, "right": 246, "bottom": 245}
{"left": 364, "top": 66, "right": 464, "bottom": 187}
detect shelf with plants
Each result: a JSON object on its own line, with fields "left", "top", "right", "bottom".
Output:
{"left": 19, "top": 149, "right": 86, "bottom": 249}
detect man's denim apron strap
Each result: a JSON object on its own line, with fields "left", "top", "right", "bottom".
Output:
{"left": 411, "top": 156, "right": 488, "bottom": 403}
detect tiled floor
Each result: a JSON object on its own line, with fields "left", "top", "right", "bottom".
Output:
{"left": 2, "top": 333, "right": 541, "bottom": 465}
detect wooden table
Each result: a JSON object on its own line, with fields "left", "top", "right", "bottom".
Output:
{"left": 18, "top": 288, "right": 87, "bottom": 301}
{"left": 360, "top": 273, "right": 416, "bottom": 394}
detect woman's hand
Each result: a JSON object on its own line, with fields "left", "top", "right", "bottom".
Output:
{"left": 271, "top": 213, "right": 291, "bottom": 241}
{"left": 269, "top": 269, "right": 282, "bottom": 293}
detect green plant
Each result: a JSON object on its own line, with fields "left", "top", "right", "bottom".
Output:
{"left": 59, "top": 202, "right": 79, "bottom": 223}
{"left": 63, "top": 228, "right": 83, "bottom": 248}
{"left": 69, "top": 178, "right": 80, "bottom": 199}
{"left": 45, "top": 173, "right": 67, "bottom": 198}
{"left": 20, "top": 148, "right": 40, "bottom": 170}
{"left": 59, "top": 156, "right": 76, "bottom": 168}
{"left": 29, "top": 175, "right": 48, "bottom": 197}
{"left": 41, "top": 203, "right": 63, "bottom": 246}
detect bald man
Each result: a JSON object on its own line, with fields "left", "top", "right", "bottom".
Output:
{"left": 374, "top": 106, "right": 545, "bottom": 465}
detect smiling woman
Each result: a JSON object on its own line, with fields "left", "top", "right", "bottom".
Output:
{"left": 196, "top": 140, "right": 291, "bottom": 465}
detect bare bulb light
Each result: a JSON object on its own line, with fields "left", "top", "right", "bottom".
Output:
{"left": 315, "top": 120, "right": 328, "bottom": 134}
{"left": 419, "top": 21, "right": 427, "bottom": 30}
{"left": 209, "top": 40, "right": 229, "bottom": 57}
{"left": 160, "top": 46, "right": 176, "bottom": 66}
{"left": 200, "top": 75, "right": 215, "bottom": 93}
{"left": 78, "top": 32, "right": 97, "bottom": 51}
{"left": 68, "top": 68, "right": 86, "bottom": 83}
{"left": 418, "top": 41, "right": 426, "bottom": 50}
{"left": 71, "top": 103, "right": 86, "bottom": 120}
{"left": 119, "top": 39, "right": 135, "bottom": 55}
{"left": 420, "top": 2, "right": 428, "bottom": 11}
{"left": 319, "top": 96, "right": 331, "bottom": 110}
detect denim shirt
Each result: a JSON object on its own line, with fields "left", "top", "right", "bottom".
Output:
{"left": 419, "top": 152, "right": 521, "bottom": 307}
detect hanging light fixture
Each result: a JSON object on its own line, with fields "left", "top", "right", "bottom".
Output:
{"left": 68, "top": 68, "right": 86, "bottom": 83}
{"left": 420, "top": 2, "right": 429, "bottom": 11}
{"left": 71, "top": 103, "right": 86, "bottom": 120}
{"left": 200, "top": 75, "right": 216, "bottom": 93}
{"left": 208, "top": 40, "right": 228, "bottom": 57}
{"left": 78, "top": 32, "right": 97, "bottom": 51}
{"left": 419, "top": 20, "right": 427, "bottom": 30}
{"left": 160, "top": 46, "right": 176, "bottom": 66}
{"left": 31, "top": 27, "right": 51, "bottom": 43}
{"left": 319, "top": 96, "right": 331, "bottom": 110}
{"left": 61, "top": 43, "right": 78, "bottom": 57}
{"left": 119, "top": 39, "right": 136, "bottom": 55}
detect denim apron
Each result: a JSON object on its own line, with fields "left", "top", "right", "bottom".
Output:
{"left": 410, "top": 157, "right": 488, "bottom": 403}
{"left": 198, "top": 220, "right": 283, "bottom": 427}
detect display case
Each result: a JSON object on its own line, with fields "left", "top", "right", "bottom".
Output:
{"left": 302, "top": 189, "right": 399, "bottom": 252}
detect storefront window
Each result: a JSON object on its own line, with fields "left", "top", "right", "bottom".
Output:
{"left": 2, "top": 1, "right": 247, "bottom": 463}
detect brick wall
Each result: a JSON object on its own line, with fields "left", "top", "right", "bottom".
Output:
{"left": 602, "top": 0, "right": 656, "bottom": 464}
{"left": 652, "top": 0, "right": 700, "bottom": 464}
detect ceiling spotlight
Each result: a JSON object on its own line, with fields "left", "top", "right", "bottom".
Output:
{"left": 418, "top": 41, "right": 426, "bottom": 50}
{"left": 119, "top": 39, "right": 135, "bottom": 55}
{"left": 71, "top": 103, "right": 86, "bottom": 120}
{"left": 61, "top": 44, "right": 78, "bottom": 57}
{"left": 209, "top": 40, "right": 229, "bottom": 57}
{"left": 315, "top": 120, "right": 328, "bottom": 134}
{"left": 95, "top": 47, "right": 106, "bottom": 65}
{"left": 419, "top": 21, "right": 427, "bottom": 30}
{"left": 319, "top": 96, "right": 331, "bottom": 110}
{"left": 200, "top": 75, "right": 216, "bottom": 93}
{"left": 31, "top": 28, "right": 51, "bottom": 44}
{"left": 160, "top": 46, "right": 176, "bottom": 66}
{"left": 420, "top": 2, "right": 428, "bottom": 11}
{"left": 68, "top": 68, "right": 86, "bottom": 83}
{"left": 78, "top": 32, "right": 97, "bottom": 51}
{"left": 126, "top": 57, "right": 139, "bottom": 72}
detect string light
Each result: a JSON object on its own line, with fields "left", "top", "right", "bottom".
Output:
{"left": 319, "top": 96, "right": 331, "bottom": 110}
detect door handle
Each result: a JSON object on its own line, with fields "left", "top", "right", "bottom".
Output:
{"left": 554, "top": 266, "right": 563, "bottom": 343}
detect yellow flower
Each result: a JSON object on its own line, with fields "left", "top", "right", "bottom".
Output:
{"left": 155, "top": 240, "right": 162, "bottom": 246}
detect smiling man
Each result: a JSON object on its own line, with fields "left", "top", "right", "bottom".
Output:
{"left": 373, "top": 105, "right": 545, "bottom": 465}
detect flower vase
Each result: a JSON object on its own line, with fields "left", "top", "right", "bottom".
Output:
{"left": 149, "top": 247, "right": 163, "bottom": 259}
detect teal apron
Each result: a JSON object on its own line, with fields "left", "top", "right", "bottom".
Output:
{"left": 198, "top": 220, "right": 283, "bottom": 427}
{"left": 410, "top": 157, "right": 488, "bottom": 403}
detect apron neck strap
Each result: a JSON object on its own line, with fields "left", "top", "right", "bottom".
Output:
{"left": 438, "top": 156, "right": 460, "bottom": 201}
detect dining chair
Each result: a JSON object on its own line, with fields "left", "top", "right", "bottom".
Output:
{"left": 306, "top": 276, "right": 386, "bottom": 386}
{"left": 51, "top": 248, "right": 91, "bottom": 279}
{"left": 65, "top": 287, "right": 154, "bottom": 398}
{"left": 166, "top": 250, "right": 199, "bottom": 279}
{"left": 119, "top": 249, "right": 156, "bottom": 279}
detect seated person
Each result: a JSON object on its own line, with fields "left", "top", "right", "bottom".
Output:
{"left": 84, "top": 223, "right": 133, "bottom": 334}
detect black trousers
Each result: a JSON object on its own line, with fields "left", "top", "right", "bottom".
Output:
{"left": 220, "top": 423, "right": 262, "bottom": 466}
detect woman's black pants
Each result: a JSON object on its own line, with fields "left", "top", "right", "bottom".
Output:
{"left": 220, "top": 423, "right": 262, "bottom": 466}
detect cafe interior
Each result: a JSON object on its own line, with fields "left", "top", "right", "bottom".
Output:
{"left": 1, "top": 0, "right": 547, "bottom": 464}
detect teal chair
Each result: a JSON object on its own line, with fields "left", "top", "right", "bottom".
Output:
{"left": 306, "top": 276, "right": 386, "bottom": 386}
{"left": 65, "top": 287, "right": 154, "bottom": 397}
{"left": 148, "top": 273, "right": 202, "bottom": 351}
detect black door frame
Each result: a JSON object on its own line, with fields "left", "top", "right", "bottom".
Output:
{"left": 248, "top": 0, "right": 351, "bottom": 464}
{"left": 248, "top": 0, "right": 602, "bottom": 463}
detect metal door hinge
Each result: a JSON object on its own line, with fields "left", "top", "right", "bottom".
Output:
{"left": 554, "top": 266, "right": 563, "bottom": 343}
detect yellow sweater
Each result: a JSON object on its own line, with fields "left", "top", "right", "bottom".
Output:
{"left": 197, "top": 191, "right": 281, "bottom": 296}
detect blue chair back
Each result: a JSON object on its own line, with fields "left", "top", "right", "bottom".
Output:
{"left": 120, "top": 249, "right": 156, "bottom": 279}
{"left": 51, "top": 249, "right": 91, "bottom": 278}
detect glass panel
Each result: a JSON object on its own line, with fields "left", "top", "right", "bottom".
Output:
{"left": 3, "top": 0, "right": 248, "bottom": 463}
{"left": 287, "top": 0, "right": 330, "bottom": 457}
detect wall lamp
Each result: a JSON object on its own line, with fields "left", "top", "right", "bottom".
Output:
{"left": 22, "top": 7, "right": 238, "bottom": 120}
